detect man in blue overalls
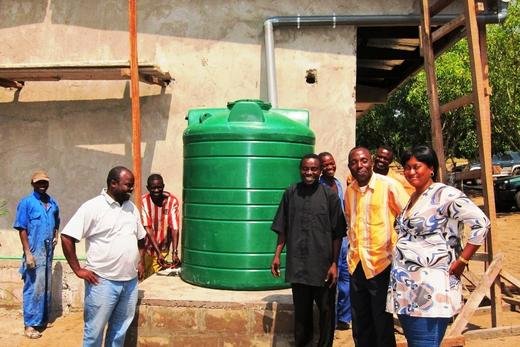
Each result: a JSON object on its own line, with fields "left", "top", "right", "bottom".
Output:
{"left": 14, "top": 170, "right": 60, "bottom": 339}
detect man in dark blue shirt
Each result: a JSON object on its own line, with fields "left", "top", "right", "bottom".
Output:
{"left": 13, "top": 170, "right": 60, "bottom": 339}
{"left": 271, "top": 154, "right": 346, "bottom": 347}
{"left": 319, "top": 152, "right": 351, "bottom": 331}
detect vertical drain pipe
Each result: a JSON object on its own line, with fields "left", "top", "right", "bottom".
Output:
{"left": 263, "top": 1, "right": 508, "bottom": 108}
{"left": 264, "top": 19, "right": 278, "bottom": 108}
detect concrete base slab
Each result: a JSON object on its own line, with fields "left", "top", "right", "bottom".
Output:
{"left": 129, "top": 274, "right": 295, "bottom": 346}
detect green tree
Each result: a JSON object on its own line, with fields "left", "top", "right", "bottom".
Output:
{"left": 357, "top": 1, "right": 520, "bottom": 160}
{"left": 487, "top": 1, "right": 520, "bottom": 152}
{"left": 357, "top": 39, "right": 477, "bottom": 161}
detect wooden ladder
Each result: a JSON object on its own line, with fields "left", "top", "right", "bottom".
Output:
{"left": 419, "top": 0, "right": 503, "bottom": 337}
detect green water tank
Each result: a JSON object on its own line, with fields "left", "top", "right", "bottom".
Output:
{"left": 181, "top": 99, "right": 315, "bottom": 290}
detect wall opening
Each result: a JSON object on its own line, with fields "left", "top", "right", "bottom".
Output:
{"left": 305, "top": 69, "right": 317, "bottom": 84}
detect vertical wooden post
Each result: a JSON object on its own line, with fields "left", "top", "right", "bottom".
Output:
{"left": 464, "top": 0, "right": 501, "bottom": 326}
{"left": 420, "top": 0, "right": 447, "bottom": 182}
{"left": 129, "top": 0, "right": 142, "bottom": 210}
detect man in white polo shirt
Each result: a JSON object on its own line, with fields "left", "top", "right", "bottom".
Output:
{"left": 61, "top": 166, "right": 146, "bottom": 347}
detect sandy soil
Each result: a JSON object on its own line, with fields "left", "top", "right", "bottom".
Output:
{"left": 1, "top": 193, "right": 519, "bottom": 346}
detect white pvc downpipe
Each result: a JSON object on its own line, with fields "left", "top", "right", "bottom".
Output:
{"left": 263, "top": 2, "right": 509, "bottom": 107}
{"left": 264, "top": 19, "right": 278, "bottom": 108}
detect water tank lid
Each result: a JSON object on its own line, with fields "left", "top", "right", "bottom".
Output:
{"left": 227, "top": 99, "right": 272, "bottom": 111}
{"left": 227, "top": 99, "right": 268, "bottom": 123}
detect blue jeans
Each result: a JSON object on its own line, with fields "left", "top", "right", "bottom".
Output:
{"left": 83, "top": 277, "right": 138, "bottom": 347}
{"left": 337, "top": 237, "right": 351, "bottom": 324}
{"left": 398, "top": 315, "right": 450, "bottom": 347}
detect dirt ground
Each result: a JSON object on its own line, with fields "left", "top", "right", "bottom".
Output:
{"left": 1, "top": 193, "right": 519, "bottom": 346}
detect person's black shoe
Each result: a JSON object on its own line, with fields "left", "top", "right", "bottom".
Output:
{"left": 336, "top": 321, "right": 350, "bottom": 330}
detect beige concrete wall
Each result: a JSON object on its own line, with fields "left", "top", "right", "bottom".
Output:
{"left": 0, "top": 0, "right": 417, "bottom": 299}
{"left": 0, "top": 260, "right": 84, "bottom": 314}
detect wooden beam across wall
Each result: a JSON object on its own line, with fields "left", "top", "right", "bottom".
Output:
{"left": 357, "top": 47, "right": 420, "bottom": 60}
{"left": 0, "top": 63, "right": 172, "bottom": 87}
{"left": 0, "top": 77, "right": 23, "bottom": 89}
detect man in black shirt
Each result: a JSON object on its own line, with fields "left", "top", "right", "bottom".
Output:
{"left": 271, "top": 153, "right": 347, "bottom": 347}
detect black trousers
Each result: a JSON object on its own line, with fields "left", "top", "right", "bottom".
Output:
{"left": 291, "top": 283, "right": 336, "bottom": 347}
{"left": 351, "top": 263, "right": 396, "bottom": 347}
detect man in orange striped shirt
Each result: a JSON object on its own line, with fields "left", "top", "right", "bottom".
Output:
{"left": 373, "top": 145, "right": 415, "bottom": 196}
{"left": 345, "top": 147, "right": 409, "bottom": 347}
{"left": 141, "top": 174, "right": 180, "bottom": 278}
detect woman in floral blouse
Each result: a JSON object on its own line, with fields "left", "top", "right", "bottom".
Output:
{"left": 386, "top": 145, "right": 490, "bottom": 347}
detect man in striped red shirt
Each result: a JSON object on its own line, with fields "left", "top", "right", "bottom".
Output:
{"left": 141, "top": 174, "right": 180, "bottom": 278}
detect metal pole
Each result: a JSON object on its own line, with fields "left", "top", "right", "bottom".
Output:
{"left": 128, "top": 0, "right": 142, "bottom": 210}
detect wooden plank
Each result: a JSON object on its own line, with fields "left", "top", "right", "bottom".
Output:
{"left": 464, "top": 0, "right": 502, "bottom": 326}
{"left": 463, "top": 324, "right": 520, "bottom": 340}
{"left": 441, "top": 335, "right": 465, "bottom": 347}
{"left": 0, "top": 67, "right": 126, "bottom": 80}
{"left": 430, "top": 0, "right": 458, "bottom": 17}
{"left": 472, "top": 303, "right": 514, "bottom": 316}
{"left": 454, "top": 169, "right": 480, "bottom": 181}
{"left": 357, "top": 47, "right": 419, "bottom": 60}
{"left": 500, "top": 270, "right": 520, "bottom": 289}
{"left": 0, "top": 64, "right": 172, "bottom": 86}
{"left": 356, "top": 85, "right": 388, "bottom": 103}
{"left": 453, "top": 166, "right": 503, "bottom": 182}
{"left": 471, "top": 252, "right": 489, "bottom": 262}
{"left": 440, "top": 94, "right": 473, "bottom": 114}
{"left": 120, "top": 68, "right": 131, "bottom": 78}
{"left": 0, "top": 77, "right": 23, "bottom": 89}
{"left": 128, "top": 0, "right": 143, "bottom": 211}
{"left": 502, "top": 295, "right": 520, "bottom": 306}
{"left": 0, "top": 60, "right": 155, "bottom": 68}
{"left": 432, "top": 14, "right": 465, "bottom": 43}
{"left": 421, "top": 0, "right": 447, "bottom": 182}
{"left": 396, "top": 335, "right": 465, "bottom": 347}
{"left": 448, "top": 254, "right": 503, "bottom": 336}
{"left": 357, "top": 68, "right": 392, "bottom": 78}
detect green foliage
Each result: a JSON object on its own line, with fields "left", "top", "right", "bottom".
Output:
{"left": 357, "top": 1, "right": 520, "bottom": 160}
{"left": 487, "top": 1, "right": 520, "bottom": 152}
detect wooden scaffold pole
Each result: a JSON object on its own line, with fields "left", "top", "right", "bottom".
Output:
{"left": 420, "top": 0, "right": 448, "bottom": 182}
{"left": 460, "top": 0, "right": 501, "bottom": 327}
{"left": 419, "top": 0, "right": 509, "bottom": 336}
{"left": 128, "top": 0, "right": 142, "bottom": 210}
